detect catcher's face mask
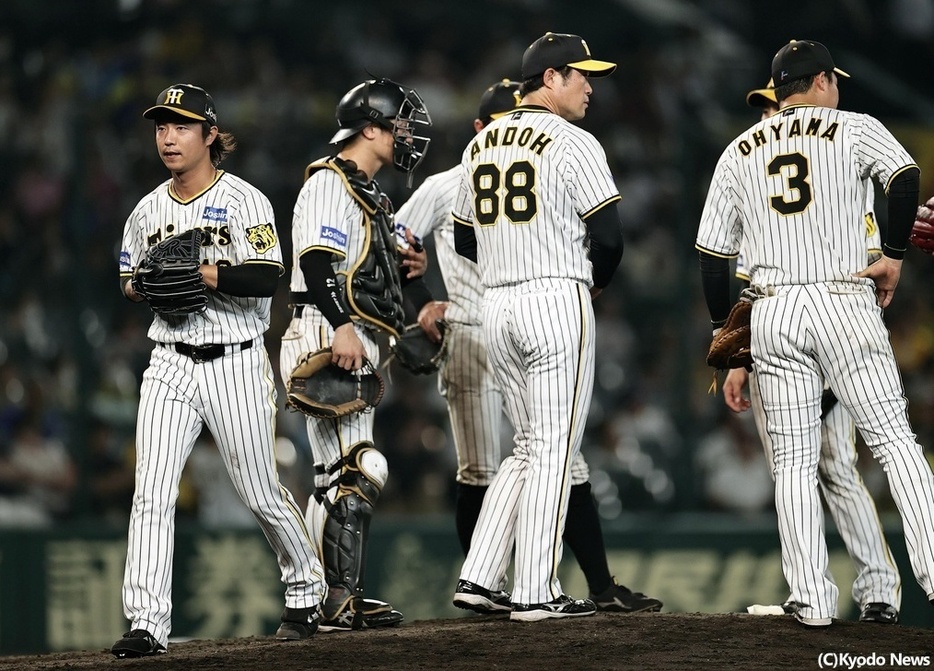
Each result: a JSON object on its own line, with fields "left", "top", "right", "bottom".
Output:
{"left": 389, "top": 89, "right": 431, "bottom": 183}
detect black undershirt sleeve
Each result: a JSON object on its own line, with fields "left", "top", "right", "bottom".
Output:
{"left": 402, "top": 276, "right": 434, "bottom": 322}
{"left": 583, "top": 205, "right": 624, "bottom": 289}
{"left": 215, "top": 263, "right": 280, "bottom": 297}
{"left": 299, "top": 249, "right": 352, "bottom": 329}
{"left": 883, "top": 167, "right": 920, "bottom": 260}
{"left": 454, "top": 221, "right": 478, "bottom": 262}
{"left": 698, "top": 250, "right": 732, "bottom": 329}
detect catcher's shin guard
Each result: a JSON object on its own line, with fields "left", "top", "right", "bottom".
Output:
{"left": 316, "top": 442, "right": 387, "bottom": 620}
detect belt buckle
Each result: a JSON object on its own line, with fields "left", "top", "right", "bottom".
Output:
{"left": 190, "top": 345, "right": 219, "bottom": 363}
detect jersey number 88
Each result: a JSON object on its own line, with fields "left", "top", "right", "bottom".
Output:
{"left": 473, "top": 161, "right": 538, "bottom": 226}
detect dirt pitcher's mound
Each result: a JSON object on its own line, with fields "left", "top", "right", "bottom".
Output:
{"left": 1, "top": 612, "right": 930, "bottom": 670}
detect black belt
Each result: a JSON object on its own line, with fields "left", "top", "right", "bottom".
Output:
{"left": 160, "top": 339, "right": 253, "bottom": 363}
{"left": 294, "top": 304, "right": 307, "bottom": 317}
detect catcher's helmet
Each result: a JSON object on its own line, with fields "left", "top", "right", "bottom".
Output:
{"left": 330, "top": 78, "right": 431, "bottom": 177}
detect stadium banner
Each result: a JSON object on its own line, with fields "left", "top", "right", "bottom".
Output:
{"left": 0, "top": 514, "right": 929, "bottom": 654}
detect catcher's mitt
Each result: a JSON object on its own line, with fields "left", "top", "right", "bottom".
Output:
{"left": 910, "top": 196, "right": 934, "bottom": 255}
{"left": 132, "top": 229, "right": 207, "bottom": 315}
{"left": 706, "top": 293, "right": 753, "bottom": 370}
{"left": 389, "top": 323, "right": 447, "bottom": 375}
{"left": 286, "top": 347, "right": 385, "bottom": 419}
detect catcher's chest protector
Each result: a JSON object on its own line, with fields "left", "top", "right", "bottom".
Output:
{"left": 305, "top": 159, "right": 405, "bottom": 337}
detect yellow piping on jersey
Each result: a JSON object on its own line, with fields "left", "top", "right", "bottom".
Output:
{"left": 243, "top": 258, "right": 286, "bottom": 276}
{"left": 168, "top": 169, "right": 225, "bottom": 204}
{"left": 300, "top": 244, "right": 348, "bottom": 262}
{"left": 694, "top": 243, "right": 739, "bottom": 259}
{"left": 581, "top": 195, "right": 622, "bottom": 220}
{"left": 884, "top": 164, "right": 920, "bottom": 195}
{"left": 550, "top": 283, "right": 591, "bottom": 593}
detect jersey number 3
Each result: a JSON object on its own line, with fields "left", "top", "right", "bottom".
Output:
{"left": 473, "top": 161, "right": 538, "bottom": 226}
{"left": 768, "top": 152, "right": 812, "bottom": 215}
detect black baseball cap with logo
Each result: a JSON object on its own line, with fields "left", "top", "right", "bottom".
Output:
{"left": 771, "top": 40, "right": 849, "bottom": 86}
{"left": 745, "top": 80, "right": 777, "bottom": 108}
{"left": 143, "top": 84, "right": 218, "bottom": 125}
{"left": 478, "top": 80, "right": 521, "bottom": 120}
{"left": 521, "top": 32, "right": 616, "bottom": 79}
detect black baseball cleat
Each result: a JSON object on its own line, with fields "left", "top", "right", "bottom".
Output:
{"left": 111, "top": 629, "right": 166, "bottom": 658}
{"left": 859, "top": 602, "right": 899, "bottom": 624}
{"left": 319, "top": 597, "right": 404, "bottom": 632}
{"left": 781, "top": 600, "right": 800, "bottom": 615}
{"left": 589, "top": 580, "right": 663, "bottom": 613}
{"left": 453, "top": 579, "right": 513, "bottom": 614}
{"left": 275, "top": 606, "right": 320, "bottom": 640}
{"left": 510, "top": 594, "right": 597, "bottom": 622}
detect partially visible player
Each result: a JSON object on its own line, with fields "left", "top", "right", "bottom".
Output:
{"left": 280, "top": 77, "right": 431, "bottom": 632}
{"left": 396, "top": 80, "right": 661, "bottom": 614}
{"left": 724, "top": 81, "right": 901, "bottom": 624}
{"left": 450, "top": 33, "right": 625, "bottom": 622}
{"left": 113, "top": 84, "right": 325, "bottom": 658}
{"left": 697, "top": 40, "right": 934, "bottom": 627}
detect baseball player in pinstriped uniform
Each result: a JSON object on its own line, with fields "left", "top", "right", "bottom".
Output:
{"left": 280, "top": 78, "right": 432, "bottom": 632}
{"left": 396, "top": 80, "right": 661, "bottom": 614}
{"left": 449, "top": 33, "right": 625, "bottom": 622}
{"left": 113, "top": 84, "right": 324, "bottom": 658}
{"left": 697, "top": 40, "right": 934, "bottom": 627}
{"left": 725, "top": 83, "right": 901, "bottom": 624}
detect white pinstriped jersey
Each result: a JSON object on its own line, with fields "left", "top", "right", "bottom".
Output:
{"left": 288, "top": 158, "right": 370, "bottom": 301}
{"left": 451, "top": 106, "right": 620, "bottom": 287}
{"left": 395, "top": 166, "right": 483, "bottom": 325}
{"left": 119, "top": 171, "right": 284, "bottom": 344}
{"left": 735, "top": 184, "right": 881, "bottom": 280}
{"left": 697, "top": 104, "right": 916, "bottom": 286}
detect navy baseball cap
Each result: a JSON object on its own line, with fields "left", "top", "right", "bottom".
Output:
{"left": 771, "top": 40, "right": 849, "bottom": 86}
{"left": 144, "top": 84, "right": 218, "bottom": 125}
{"left": 478, "top": 80, "right": 521, "bottom": 120}
{"left": 745, "top": 80, "right": 777, "bottom": 108}
{"left": 521, "top": 32, "right": 616, "bottom": 79}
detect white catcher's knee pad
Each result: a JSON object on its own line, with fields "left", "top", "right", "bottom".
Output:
{"left": 352, "top": 442, "right": 388, "bottom": 491}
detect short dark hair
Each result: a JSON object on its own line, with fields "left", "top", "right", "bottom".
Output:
{"left": 519, "top": 65, "right": 573, "bottom": 97}
{"left": 773, "top": 71, "right": 831, "bottom": 103}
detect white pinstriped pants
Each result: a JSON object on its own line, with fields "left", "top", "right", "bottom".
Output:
{"left": 440, "top": 321, "right": 590, "bottom": 488}
{"left": 459, "top": 278, "right": 595, "bottom": 605}
{"left": 752, "top": 282, "right": 934, "bottom": 622}
{"left": 749, "top": 370, "right": 901, "bottom": 609}
{"left": 123, "top": 344, "right": 324, "bottom": 647}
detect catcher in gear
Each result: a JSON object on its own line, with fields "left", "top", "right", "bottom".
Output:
{"left": 115, "top": 83, "right": 325, "bottom": 658}
{"left": 280, "top": 77, "right": 433, "bottom": 632}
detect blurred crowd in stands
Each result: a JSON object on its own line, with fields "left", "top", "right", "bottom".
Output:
{"left": 0, "top": 0, "right": 933, "bottom": 528}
